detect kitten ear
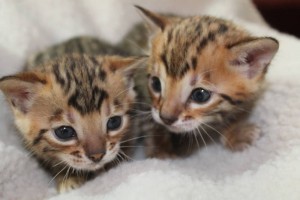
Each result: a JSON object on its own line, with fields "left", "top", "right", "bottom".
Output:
{"left": 135, "top": 5, "right": 170, "bottom": 32}
{"left": 229, "top": 37, "right": 279, "bottom": 79}
{"left": 110, "top": 56, "right": 147, "bottom": 78}
{"left": 0, "top": 72, "right": 46, "bottom": 113}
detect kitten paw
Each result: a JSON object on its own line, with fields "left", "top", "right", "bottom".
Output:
{"left": 57, "top": 176, "right": 85, "bottom": 193}
{"left": 222, "top": 124, "right": 262, "bottom": 152}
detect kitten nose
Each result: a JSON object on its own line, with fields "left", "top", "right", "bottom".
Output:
{"left": 159, "top": 113, "right": 178, "bottom": 125}
{"left": 87, "top": 150, "right": 106, "bottom": 163}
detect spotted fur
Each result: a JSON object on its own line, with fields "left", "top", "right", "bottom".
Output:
{"left": 136, "top": 6, "right": 279, "bottom": 158}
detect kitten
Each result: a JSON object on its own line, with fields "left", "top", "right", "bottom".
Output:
{"left": 25, "top": 36, "right": 130, "bottom": 70}
{"left": 0, "top": 52, "right": 144, "bottom": 192}
{"left": 135, "top": 6, "right": 279, "bottom": 158}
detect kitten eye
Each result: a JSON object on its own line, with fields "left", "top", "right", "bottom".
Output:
{"left": 190, "top": 88, "right": 211, "bottom": 103}
{"left": 107, "top": 116, "right": 122, "bottom": 131}
{"left": 54, "top": 126, "right": 76, "bottom": 140}
{"left": 150, "top": 76, "right": 161, "bottom": 93}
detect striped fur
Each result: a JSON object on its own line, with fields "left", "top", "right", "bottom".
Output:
{"left": 136, "top": 6, "right": 279, "bottom": 158}
{"left": 0, "top": 42, "right": 145, "bottom": 192}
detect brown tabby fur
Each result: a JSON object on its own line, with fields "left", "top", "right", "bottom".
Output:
{"left": 136, "top": 6, "right": 279, "bottom": 158}
{"left": 0, "top": 54, "right": 144, "bottom": 192}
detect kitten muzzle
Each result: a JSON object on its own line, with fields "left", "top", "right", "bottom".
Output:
{"left": 159, "top": 113, "right": 178, "bottom": 125}
{"left": 87, "top": 151, "right": 106, "bottom": 163}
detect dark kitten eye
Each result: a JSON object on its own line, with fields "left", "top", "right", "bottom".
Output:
{"left": 150, "top": 76, "right": 161, "bottom": 93}
{"left": 107, "top": 116, "right": 122, "bottom": 131}
{"left": 190, "top": 88, "right": 211, "bottom": 103}
{"left": 54, "top": 126, "right": 76, "bottom": 140}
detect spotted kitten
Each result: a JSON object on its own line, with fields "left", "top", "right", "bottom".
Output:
{"left": 135, "top": 6, "right": 279, "bottom": 158}
{"left": 0, "top": 52, "right": 144, "bottom": 192}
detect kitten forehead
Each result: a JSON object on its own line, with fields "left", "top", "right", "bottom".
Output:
{"left": 154, "top": 15, "right": 248, "bottom": 78}
{"left": 46, "top": 54, "right": 132, "bottom": 115}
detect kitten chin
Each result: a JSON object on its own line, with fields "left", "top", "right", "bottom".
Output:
{"left": 152, "top": 107, "right": 197, "bottom": 133}
{"left": 151, "top": 107, "right": 222, "bottom": 133}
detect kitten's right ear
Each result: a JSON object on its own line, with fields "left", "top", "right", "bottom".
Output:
{"left": 0, "top": 72, "right": 46, "bottom": 113}
{"left": 134, "top": 5, "right": 170, "bottom": 32}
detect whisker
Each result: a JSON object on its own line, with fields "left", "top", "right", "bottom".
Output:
{"left": 120, "top": 145, "right": 145, "bottom": 148}
{"left": 48, "top": 165, "right": 68, "bottom": 185}
{"left": 117, "top": 152, "right": 125, "bottom": 164}
{"left": 184, "top": 131, "right": 192, "bottom": 153}
{"left": 119, "top": 151, "right": 135, "bottom": 162}
{"left": 113, "top": 101, "right": 152, "bottom": 109}
{"left": 114, "top": 87, "right": 132, "bottom": 98}
{"left": 120, "top": 134, "right": 162, "bottom": 144}
{"left": 52, "top": 160, "right": 65, "bottom": 168}
{"left": 192, "top": 130, "right": 200, "bottom": 150}
{"left": 129, "top": 109, "right": 152, "bottom": 113}
{"left": 116, "top": 154, "right": 123, "bottom": 165}
{"left": 232, "top": 105, "right": 251, "bottom": 114}
{"left": 63, "top": 166, "right": 71, "bottom": 183}
{"left": 199, "top": 125, "right": 216, "bottom": 145}
{"left": 129, "top": 112, "right": 152, "bottom": 119}
{"left": 196, "top": 127, "right": 207, "bottom": 150}
{"left": 201, "top": 122, "right": 233, "bottom": 149}
{"left": 128, "top": 101, "right": 152, "bottom": 107}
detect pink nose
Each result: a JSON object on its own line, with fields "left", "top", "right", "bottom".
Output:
{"left": 159, "top": 113, "right": 178, "bottom": 125}
{"left": 87, "top": 151, "right": 106, "bottom": 163}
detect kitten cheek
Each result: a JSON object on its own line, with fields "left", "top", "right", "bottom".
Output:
{"left": 102, "top": 143, "right": 120, "bottom": 164}
{"left": 151, "top": 108, "right": 162, "bottom": 124}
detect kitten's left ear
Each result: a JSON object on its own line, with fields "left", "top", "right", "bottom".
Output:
{"left": 229, "top": 37, "right": 279, "bottom": 79}
{"left": 135, "top": 5, "right": 170, "bottom": 32}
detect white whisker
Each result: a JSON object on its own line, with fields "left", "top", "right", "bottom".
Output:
{"left": 119, "top": 151, "right": 135, "bottom": 161}
{"left": 48, "top": 165, "right": 68, "bottom": 185}
{"left": 199, "top": 125, "right": 216, "bottom": 145}
{"left": 201, "top": 122, "right": 233, "bottom": 149}
{"left": 196, "top": 127, "right": 207, "bottom": 150}
{"left": 192, "top": 130, "right": 200, "bottom": 149}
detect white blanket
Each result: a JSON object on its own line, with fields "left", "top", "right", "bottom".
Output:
{"left": 0, "top": 0, "right": 299, "bottom": 199}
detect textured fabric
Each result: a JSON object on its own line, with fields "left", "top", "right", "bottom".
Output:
{"left": 0, "top": 0, "right": 299, "bottom": 200}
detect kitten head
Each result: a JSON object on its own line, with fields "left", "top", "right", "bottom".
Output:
{"left": 136, "top": 6, "right": 279, "bottom": 133}
{"left": 0, "top": 54, "right": 143, "bottom": 171}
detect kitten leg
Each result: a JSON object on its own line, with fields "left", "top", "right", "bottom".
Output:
{"left": 221, "top": 123, "right": 262, "bottom": 151}
{"left": 56, "top": 175, "right": 86, "bottom": 193}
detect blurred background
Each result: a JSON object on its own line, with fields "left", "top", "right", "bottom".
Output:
{"left": 253, "top": 0, "right": 300, "bottom": 37}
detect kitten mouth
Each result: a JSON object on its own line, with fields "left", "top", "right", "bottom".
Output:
{"left": 151, "top": 108, "right": 199, "bottom": 133}
{"left": 66, "top": 161, "right": 104, "bottom": 171}
{"left": 87, "top": 163, "right": 105, "bottom": 170}
{"left": 165, "top": 123, "right": 199, "bottom": 133}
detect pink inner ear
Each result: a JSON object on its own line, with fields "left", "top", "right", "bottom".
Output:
{"left": 8, "top": 87, "right": 33, "bottom": 113}
{"left": 16, "top": 90, "right": 31, "bottom": 100}
{"left": 231, "top": 47, "right": 276, "bottom": 79}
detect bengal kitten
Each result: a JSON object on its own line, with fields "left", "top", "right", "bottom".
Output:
{"left": 135, "top": 6, "right": 279, "bottom": 158}
{"left": 0, "top": 46, "right": 145, "bottom": 192}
